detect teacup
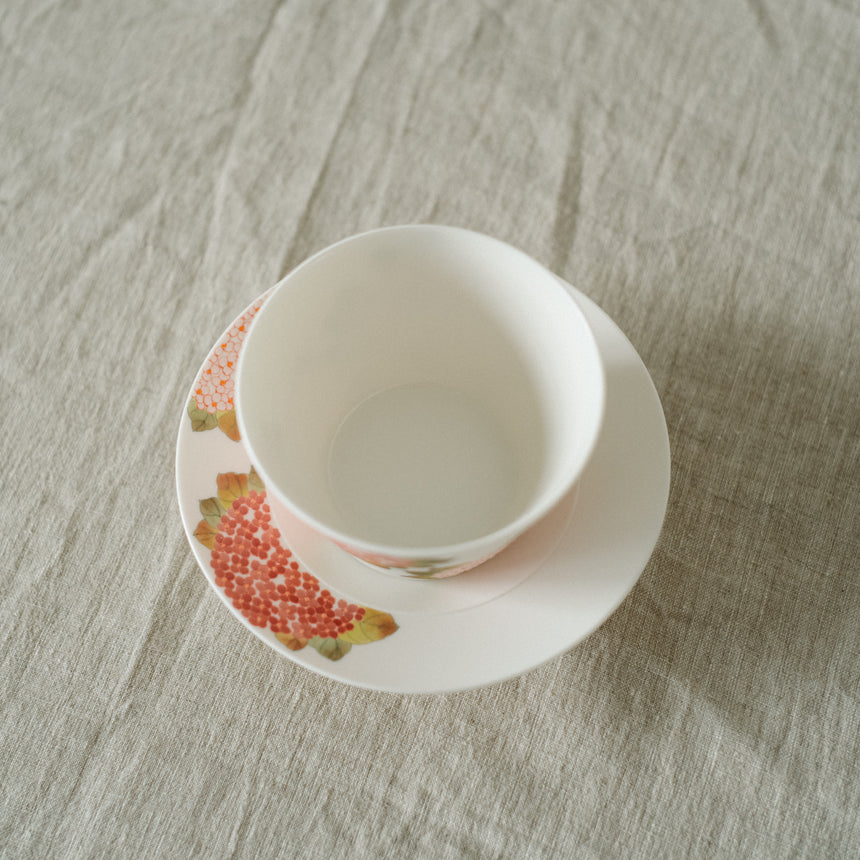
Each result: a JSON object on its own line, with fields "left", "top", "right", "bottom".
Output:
{"left": 236, "top": 225, "right": 605, "bottom": 578}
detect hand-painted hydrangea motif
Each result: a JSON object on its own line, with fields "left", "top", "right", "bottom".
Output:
{"left": 195, "top": 468, "right": 398, "bottom": 661}
{"left": 187, "top": 293, "right": 269, "bottom": 440}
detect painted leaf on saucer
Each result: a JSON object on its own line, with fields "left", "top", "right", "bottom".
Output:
{"left": 195, "top": 468, "right": 398, "bottom": 661}
{"left": 188, "top": 293, "right": 269, "bottom": 440}
{"left": 338, "top": 608, "right": 400, "bottom": 644}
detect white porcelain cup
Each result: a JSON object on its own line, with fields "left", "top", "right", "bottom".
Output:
{"left": 236, "top": 225, "right": 605, "bottom": 578}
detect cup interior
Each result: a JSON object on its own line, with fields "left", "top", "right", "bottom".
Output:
{"left": 237, "top": 226, "right": 603, "bottom": 554}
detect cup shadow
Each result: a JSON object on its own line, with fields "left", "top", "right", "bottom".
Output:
{"left": 574, "top": 303, "right": 857, "bottom": 755}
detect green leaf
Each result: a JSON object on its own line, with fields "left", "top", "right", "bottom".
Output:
{"left": 194, "top": 519, "right": 218, "bottom": 549}
{"left": 248, "top": 466, "right": 266, "bottom": 494}
{"left": 276, "top": 632, "right": 307, "bottom": 651}
{"left": 187, "top": 399, "right": 217, "bottom": 432}
{"left": 308, "top": 637, "right": 352, "bottom": 661}
{"left": 217, "top": 472, "right": 248, "bottom": 508}
{"left": 199, "top": 496, "right": 226, "bottom": 528}
{"left": 216, "top": 409, "right": 240, "bottom": 441}
{"left": 338, "top": 608, "right": 398, "bottom": 644}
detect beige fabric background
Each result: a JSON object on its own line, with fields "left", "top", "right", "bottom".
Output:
{"left": 1, "top": 0, "right": 858, "bottom": 856}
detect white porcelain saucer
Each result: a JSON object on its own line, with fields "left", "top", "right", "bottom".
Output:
{"left": 175, "top": 281, "right": 670, "bottom": 694}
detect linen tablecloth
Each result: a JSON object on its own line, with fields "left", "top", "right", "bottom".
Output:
{"left": 2, "top": 0, "right": 858, "bottom": 856}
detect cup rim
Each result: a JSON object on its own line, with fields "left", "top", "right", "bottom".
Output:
{"left": 236, "top": 223, "right": 606, "bottom": 561}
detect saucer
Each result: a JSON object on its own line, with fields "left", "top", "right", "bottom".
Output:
{"left": 175, "top": 281, "right": 670, "bottom": 693}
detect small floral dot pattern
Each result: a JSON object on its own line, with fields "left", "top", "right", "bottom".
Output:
{"left": 194, "top": 295, "right": 266, "bottom": 414}
{"left": 212, "top": 488, "right": 365, "bottom": 639}
{"left": 194, "top": 470, "right": 397, "bottom": 659}
{"left": 187, "top": 291, "right": 398, "bottom": 660}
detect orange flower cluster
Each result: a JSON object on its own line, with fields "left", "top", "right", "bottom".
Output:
{"left": 210, "top": 489, "right": 365, "bottom": 639}
{"left": 194, "top": 297, "right": 266, "bottom": 414}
